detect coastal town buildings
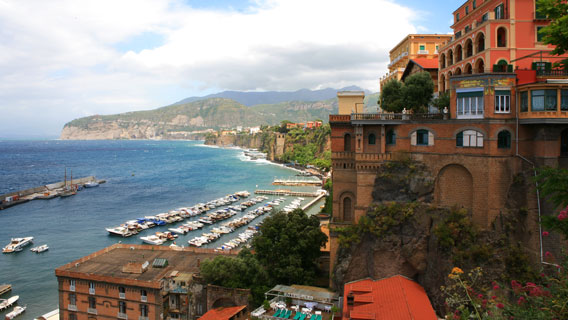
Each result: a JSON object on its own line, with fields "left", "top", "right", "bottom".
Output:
{"left": 379, "top": 34, "right": 452, "bottom": 93}
{"left": 55, "top": 244, "right": 249, "bottom": 320}
{"left": 342, "top": 276, "right": 437, "bottom": 320}
{"left": 329, "top": 0, "right": 568, "bottom": 276}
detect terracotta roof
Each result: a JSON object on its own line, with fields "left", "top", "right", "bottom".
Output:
{"left": 410, "top": 58, "right": 439, "bottom": 70}
{"left": 198, "top": 305, "right": 247, "bottom": 320}
{"left": 343, "top": 275, "right": 437, "bottom": 320}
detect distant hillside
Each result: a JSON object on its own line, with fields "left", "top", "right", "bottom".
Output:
{"left": 174, "top": 86, "right": 369, "bottom": 106}
{"left": 60, "top": 89, "right": 379, "bottom": 140}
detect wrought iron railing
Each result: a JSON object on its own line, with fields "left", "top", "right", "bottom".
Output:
{"left": 537, "top": 69, "right": 568, "bottom": 76}
{"left": 350, "top": 113, "right": 443, "bottom": 121}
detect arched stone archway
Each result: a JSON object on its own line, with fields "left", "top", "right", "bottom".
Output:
{"left": 448, "top": 50, "right": 454, "bottom": 66}
{"left": 435, "top": 164, "right": 473, "bottom": 210}
{"left": 475, "top": 58, "right": 485, "bottom": 73}
{"left": 455, "top": 45, "right": 463, "bottom": 62}
{"left": 476, "top": 32, "right": 485, "bottom": 52}
{"left": 440, "top": 53, "right": 446, "bottom": 69}
{"left": 465, "top": 39, "right": 473, "bottom": 58}
{"left": 454, "top": 67, "right": 462, "bottom": 75}
{"left": 344, "top": 133, "right": 352, "bottom": 152}
{"left": 340, "top": 192, "right": 355, "bottom": 222}
{"left": 212, "top": 297, "right": 237, "bottom": 309}
{"left": 440, "top": 73, "right": 446, "bottom": 92}
{"left": 464, "top": 63, "right": 472, "bottom": 74}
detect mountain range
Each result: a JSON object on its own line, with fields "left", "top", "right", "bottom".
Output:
{"left": 60, "top": 87, "right": 379, "bottom": 140}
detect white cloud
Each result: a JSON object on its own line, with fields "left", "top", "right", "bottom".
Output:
{"left": 0, "top": 0, "right": 418, "bottom": 137}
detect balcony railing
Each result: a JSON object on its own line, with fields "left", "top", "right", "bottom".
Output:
{"left": 417, "top": 50, "right": 429, "bottom": 54}
{"left": 119, "top": 292, "right": 126, "bottom": 299}
{"left": 139, "top": 317, "right": 149, "bottom": 320}
{"left": 68, "top": 304, "right": 77, "bottom": 311}
{"left": 69, "top": 285, "right": 75, "bottom": 292}
{"left": 88, "top": 308, "right": 97, "bottom": 315}
{"left": 329, "top": 114, "right": 351, "bottom": 122}
{"left": 89, "top": 288, "right": 95, "bottom": 295}
{"left": 537, "top": 69, "right": 568, "bottom": 76}
{"left": 332, "top": 152, "right": 354, "bottom": 159}
{"left": 355, "top": 153, "right": 392, "bottom": 162}
{"left": 118, "top": 312, "right": 128, "bottom": 319}
{"left": 351, "top": 113, "right": 443, "bottom": 121}
{"left": 141, "top": 296, "right": 147, "bottom": 302}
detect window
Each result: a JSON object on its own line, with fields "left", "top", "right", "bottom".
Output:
{"left": 89, "top": 282, "right": 95, "bottom": 295}
{"left": 535, "top": 2, "right": 546, "bottom": 19}
{"left": 69, "top": 293, "right": 76, "bottom": 306}
{"left": 456, "top": 130, "right": 484, "bottom": 147}
{"left": 386, "top": 130, "right": 396, "bottom": 145}
{"left": 473, "top": 0, "right": 477, "bottom": 9}
{"left": 457, "top": 90, "right": 484, "bottom": 118}
{"left": 344, "top": 134, "right": 351, "bottom": 152}
{"left": 497, "top": 27, "right": 507, "bottom": 47}
{"left": 88, "top": 296, "right": 96, "bottom": 312}
{"left": 456, "top": 13, "right": 460, "bottom": 21}
{"left": 531, "top": 89, "right": 557, "bottom": 111}
{"left": 119, "top": 286, "right": 126, "bottom": 299}
{"left": 562, "top": 90, "right": 568, "bottom": 111}
{"left": 465, "top": 25, "right": 471, "bottom": 33}
{"left": 498, "top": 130, "right": 511, "bottom": 149}
{"left": 141, "top": 289, "right": 148, "bottom": 302}
{"left": 482, "top": 12, "right": 489, "bottom": 21}
{"left": 436, "top": 45, "right": 439, "bottom": 53}
{"left": 68, "top": 313, "right": 77, "bottom": 320}
{"left": 368, "top": 133, "right": 376, "bottom": 145}
{"left": 455, "top": 31, "right": 462, "bottom": 39}
{"left": 495, "top": 90, "right": 511, "bottom": 113}
{"left": 495, "top": 4, "right": 504, "bottom": 19}
{"left": 69, "top": 279, "right": 75, "bottom": 291}
{"left": 419, "top": 45, "right": 425, "bottom": 51}
{"left": 520, "top": 91, "right": 528, "bottom": 112}
{"left": 140, "top": 304, "right": 149, "bottom": 317}
{"left": 537, "top": 26, "right": 545, "bottom": 42}
{"left": 466, "top": 6, "right": 469, "bottom": 14}
{"left": 119, "top": 301, "right": 127, "bottom": 313}
{"left": 417, "top": 129, "right": 429, "bottom": 146}
{"left": 343, "top": 197, "right": 353, "bottom": 222}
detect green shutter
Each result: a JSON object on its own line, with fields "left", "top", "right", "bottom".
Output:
{"left": 495, "top": 90, "right": 511, "bottom": 96}
{"left": 531, "top": 62, "right": 537, "bottom": 70}
{"left": 457, "top": 91, "right": 483, "bottom": 98}
{"left": 545, "top": 62, "right": 552, "bottom": 71}
{"left": 507, "top": 64, "right": 513, "bottom": 72}
{"left": 493, "top": 64, "right": 499, "bottom": 72}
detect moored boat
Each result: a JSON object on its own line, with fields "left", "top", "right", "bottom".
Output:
{"left": 0, "top": 296, "right": 19, "bottom": 311}
{"left": 30, "top": 244, "right": 49, "bottom": 253}
{"left": 5, "top": 305, "right": 26, "bottom": 320}
{"left": 2, "top": 237, "right": 33, "bottom": 253}
{"left": 84, "top": 181, "right": 99, "bottom": 188}
{"left": 140, "top": 235, "right": 165, "bottom": 245}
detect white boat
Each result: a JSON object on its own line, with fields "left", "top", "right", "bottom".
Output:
{"left": 169, "top": 242, "right": 183, "bottom": 251}
{"left": 105, "top": 227, "right": 133, "bottom": 237}
{"left": 84, "top": 181, "right": 99, "bottom": 188}
{"left": 2, "top": 237, "right": 33, "bottom": 253}
{"left": 168, "top": 227, "right": 188, "bottom": 235}
{"left": 5, "top": 305, "right": 26, "bottom": 320}
{"left": 0, "top": 296, "right": 19, "bottom": 311}
{"left": 30, "top": 244, "right": 49, "bottom": 253}
{"left": 140, "top": 235, "right": 164, "bottom": 245}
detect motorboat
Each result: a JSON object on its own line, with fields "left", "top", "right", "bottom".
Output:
{"left": 30, "top": 244, "right": 49, "bottom": 253}
{"left": 106, "top": 226, "right": 134, "bottom": 237}
{"left": 84, "top": 181, "right": 99, "bottom": 188}
{"left": 0, "top": 296, "right": 19, "bottom": 311}
{"left": 5, "top": 305, "right": 26, "bottom": 319}
{"left": 168, "top": 227, "right": 188, "bottom": 235}
{"left": 140, "top": 235, "right": 165, "bottom": 245}
{"left": 2, "top": 237, "right": 33, "bottom": 253}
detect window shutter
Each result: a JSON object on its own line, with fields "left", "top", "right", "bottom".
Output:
{"left": 411, "top": 132, "right": 417, "bottom": 145}
{"left": 428, "top": 132, "right": 435, "bottom": 146}
{"left": 493, "top": 64, "right": 499, "bottom": 72}
{"left": 457, "top": 91, "right": 483, "bottom": 98}
{"left": 507, "top": 64, "right": 513, "bottom": 72}
{"left": 545, "top": 62, "right": 552, "bottom": 71}
{"left": 531, "top": 62, "right": 537, "bottom": 70}
{"left": 495, "top": 90, "right": 511, "bottom": 96}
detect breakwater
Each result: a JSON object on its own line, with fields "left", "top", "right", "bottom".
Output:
{"left": 0, "top": 176, "right": 105, "bottom": 210}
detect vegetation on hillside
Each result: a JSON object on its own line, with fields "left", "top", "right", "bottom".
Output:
{"left": 200, "top": 209, "right": 327, "bottom": 306}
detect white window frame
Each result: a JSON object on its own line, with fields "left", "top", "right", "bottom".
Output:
{"left": 495, "top": 89, "right": 511, "bottom": 113}
{"left": 460, "top": 130, "right": 484, "bottom": 147}
{"left": 457, "top": 88, "right": 484, "bottom": 119}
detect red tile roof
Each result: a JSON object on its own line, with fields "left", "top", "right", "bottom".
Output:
{"left": 410, "top": 58, "right": 439, "bottom": 70}
{"left": 343, "top": 275, "right": 437, "bottom": 320}
{"left": 198, "top": 305, "right": 247, "bottom": 320}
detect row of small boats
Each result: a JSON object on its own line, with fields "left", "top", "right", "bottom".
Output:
{"left": 0, "top": 296, "right": 25, "bottom": 320}
{"left": 2, "top": 237, "right": 49, "bottom": 254}
{"left": 105, "top": 191, "right": 251, "bottom": 237}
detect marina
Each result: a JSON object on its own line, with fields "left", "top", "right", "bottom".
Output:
{"left": 272, "top": 178, "right": 323, "bottom": 186}
{"left": 0, "top": 175, "right": 105, "bottom": 210}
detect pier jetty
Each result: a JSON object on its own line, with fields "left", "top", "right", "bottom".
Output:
{"left": 272, "top": 178, "right": 322, "bottom": 187}
{"left": 254, "top": 189, "right": 323, "bottom": 197}
{"left": 0, "top": 176, "right": 105, "bottom": 210}
{"left": 0, "top": 284, "right": 11, "bottom": 296}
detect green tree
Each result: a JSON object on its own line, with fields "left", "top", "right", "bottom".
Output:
{"left": 432, "top": 91, "right": 450, "bottom": 111}
{"left": 535, "top": 166, "right": 568, "bottom": 238}
{"left": 537, "top": 0, "right": 568, "bottom": 68}
{"left": 252, "top": 209, "right": 328, "bottom": 285}
{"left": 379, "top": 79, "right": 404, "bottom": 112}
{"left": 200, "top": 248, "right": 270, "bottom": 306}
{"left": 402, "top": 72, "right": 434, "bottom": 113}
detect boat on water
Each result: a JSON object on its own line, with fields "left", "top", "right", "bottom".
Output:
{"left": 30, "top": 244, "right": 49, "bottom": 253}
{"left": 5, "top": 305, "right": 26, "bottom": 320}
{"left": 84, "top": 181, "right": 99, "bottom": 188}
{"left": 105, "top": 226, "right": 134, "bottom": 237}
{"left": 2, "top": 237, "right": 33, "bottom": 253}
{"left": 140, "top": 235, "right": 164, "bottom": 245}
{"left": 0, "top": 296, "right": 19, "bottom": 311}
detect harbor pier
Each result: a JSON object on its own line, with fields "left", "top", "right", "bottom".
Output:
{"left": 272, "top": 178, "right": 322, "bottom": 187}
{"left": 255, "top": 189, "right": 321, "bottom": 197}
{"left": 0, "top": 284, "right": 11, "bottom": 296}
{"left": 0, "top": 176, "right": 105, "bottom": 210}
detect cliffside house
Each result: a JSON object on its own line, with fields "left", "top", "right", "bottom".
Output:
{"left": 329, "top": 0, "right": 568, "bottom": 279}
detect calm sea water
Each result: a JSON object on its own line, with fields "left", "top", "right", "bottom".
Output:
{"left": 0, "top": 140, "right": 317, "bottom": 319}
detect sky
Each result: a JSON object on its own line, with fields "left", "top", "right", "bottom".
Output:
{"left": 0, "top": 0, "right": 459, "bottom": 139}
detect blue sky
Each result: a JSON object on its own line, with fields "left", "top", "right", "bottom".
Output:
{"left": 0, "top": 0, "right": 461, "bottom": 139}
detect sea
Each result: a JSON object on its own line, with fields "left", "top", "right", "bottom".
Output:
{"left": 0, "top": 140, "right": 322, "bottom": 319}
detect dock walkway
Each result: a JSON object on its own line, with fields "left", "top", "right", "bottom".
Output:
{"left": 272, "top": 179, "right": 322, "bottom": 187}
{"left": 255, "top": 189, "right": 321, "bottom": 197}
{"left": 0, "top": 284, "right": 11, "bottom": 296}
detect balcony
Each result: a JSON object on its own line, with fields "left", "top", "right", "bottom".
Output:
{"left": 417, "top": 50, "right": 429, "bottom": 54}
{"left": 119, "top": 292, "right": 126, "bottom": 299}
{"left": 68, "top": 304, "right": 77, "bottom": 311}
{"left": 69, "top": 285, "right": 75, "bottom": 292}
{"left": 355, "top": 153, "right": 392, "bottom": 162}
{"left": 141, "top": 295, "right": 147, "bottom": 302}
{"left": 329, "top": 114, "right": 351, "bottom": 123}
{"left": 118, "top": 312, "right": 128, "bottom": 319}
{"left": 351, "top": 112, "right": 443, "bottom": 124}
{"left": 537, "top": 69, "right": 568, "bottom": 77}
{"left": 88, "top": 308, "right": 97, "bottom": 315}
{"left": 139, "top": 317, "right": 149, "bottom": 320}
{"left": 89, "top": 288, "right": 95, "bottom": 295}
{"left": 332, "top": 152, "right": 354, "bottom": 160}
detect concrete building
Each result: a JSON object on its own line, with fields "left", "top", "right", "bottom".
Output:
{"left": 329, "top": 0, "right": 567, "bottom": 277}
{"left": 55, "top": 244, "right": 249, "bottom": 320}
{"left": 379, "top": 34, "right": 452, "bottom": 92}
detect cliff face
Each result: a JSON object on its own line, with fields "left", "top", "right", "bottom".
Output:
{"left": 333, "top": 161, "right": 541, "bottom": 314}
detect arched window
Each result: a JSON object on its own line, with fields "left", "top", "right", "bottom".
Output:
{"left": 344, "top": 133, "right": 351, "bottom": 152}
{"left": 494, "top": 59, "right": 508, "bottom": 72}
{"left": 456, "top": 45, "right": 463, "bottom": 62}
{"left": 448, "top": 50, "right": 454, "bottom": 66}
{"left": 343, "top": 197, "right": 353, "bottom": 222}
{"left": 465, "top": 63, "right": 472, "bottom": 74}
{"left": 416, "top": 129, "right": 429, "bottom": 145}
{"left": 456, "top": 130, "right": 484, "bottom": 147}
{"left": 386, "top": 129, "right": 396, "bottom": 145}
{"left": 465, "top": 39, "right": 473, "bottom": 57}
{"left": 440, "top": 74, "right": 446, "bottom": 92}
{"left": 455, "top": 67, "right": 462, "bottom": 75}
{"left": 497, "top": 130, "right": 511, "bottom": 149}
{"left": 476, "top": 33, "right": 485, "bottom": 52}
{"left": 368, "top": 133, "right": 376, "bottom": 145}
{"left": 475, "top": 59, "right": 485, "bottom": 73}
{"left": 440, "top": 53, "right": 446, "bottom": 68}
{"left": 497, "top": 27, "right": 507, "bottom": 47}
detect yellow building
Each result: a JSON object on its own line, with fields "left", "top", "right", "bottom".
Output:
{"left": 379, "top": 34, "right": 452, "bottom": 91}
